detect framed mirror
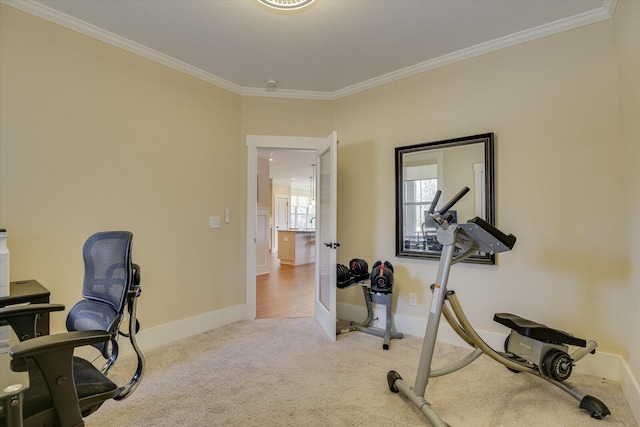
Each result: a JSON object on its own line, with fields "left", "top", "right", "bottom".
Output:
{"left": 395, "top": 133, "right": 495, "bottom": 264}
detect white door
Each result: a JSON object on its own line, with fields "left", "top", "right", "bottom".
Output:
{"left": 273, "top": 194, "right": 290, "bottom": 253}
{"left": 315, "top": 132, "right": 338, "bottom": 340}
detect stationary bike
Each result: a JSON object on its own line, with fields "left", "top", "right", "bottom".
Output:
{"left": 387, "top": 187, "right": 610, "bottom": 426}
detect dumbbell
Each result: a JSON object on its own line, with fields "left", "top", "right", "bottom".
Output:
{"left": 370, "top": 260, "right": 394, "bottom": 294}
{"left": 337, "top": 263, "right": 353, "bottom": 288}
{"left": 349, "top": 258, "right": 369, "bottom": 281}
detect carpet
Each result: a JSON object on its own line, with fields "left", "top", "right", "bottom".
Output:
{"left": 85, "top": 318, "right": 637, "bottom": 426}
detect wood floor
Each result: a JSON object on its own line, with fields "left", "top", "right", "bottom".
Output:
{"left": 256, "top": 253, "right": 315, "bottom": 318}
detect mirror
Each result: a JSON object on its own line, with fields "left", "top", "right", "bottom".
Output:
{"left": 395, "top": 133, "right": 495, "bottom": 264}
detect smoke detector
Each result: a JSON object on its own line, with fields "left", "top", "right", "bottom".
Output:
{"left": 265, "top": 79, "right": 278, "bottom": 89}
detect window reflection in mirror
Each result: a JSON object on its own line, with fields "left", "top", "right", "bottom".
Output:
{"left": 395, "top": 133, "right": 495, "bottom": 264}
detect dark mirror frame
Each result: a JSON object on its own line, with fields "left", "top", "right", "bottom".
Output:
{"left": 395, "top": 133, "right": 495, "bottom": 264}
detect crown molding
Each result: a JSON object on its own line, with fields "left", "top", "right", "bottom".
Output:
{"left": 2, "top": 0, "right": 617, "bottom": 101}
{"left": 331, "top": 0, "right": 618, "bottom": 99}
{"left": 240, "top": 86, "right": 334, "bottom": 100}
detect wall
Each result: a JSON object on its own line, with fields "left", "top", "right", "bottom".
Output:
{"left": 240, "top": 96, "right": 333, "bottom": 138}
{"left": 614, "top": 0, "right": 640, "bottom": 407}
{"left": 0, "top": 5, "right": 245, "bottom": 333}
{"left": 333, "top": 19, "right": 628, "bottom": 356}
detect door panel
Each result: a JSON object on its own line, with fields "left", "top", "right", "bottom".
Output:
{"left": 314, "top": 132, "right": 338, "bottom": 340}
{"left": 274, "top": 194, "right": 289, "bottom": 252}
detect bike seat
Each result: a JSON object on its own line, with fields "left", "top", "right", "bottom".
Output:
{"left": 494, "top": 313, "right": 586, "bottom": 347}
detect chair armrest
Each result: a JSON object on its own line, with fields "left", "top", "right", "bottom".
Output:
{"left": 0, "top": 304, "right": 65, "bottom": 341}
{"left": 0, "top": 303, "right": 65, "bottom": 318}
{"left": 10, "top": 330, "right": 111, "bottom": 358}
{"left": 10, "top": 330, "right": 112, "bottom": 427}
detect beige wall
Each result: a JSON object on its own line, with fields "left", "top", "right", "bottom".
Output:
{"left": 1, "top": 2, "right": 637, "bottom": 382}
{"left": 240, "top": 96, "right": 333, "bottom": 137}
{"left": 615, "top": 0, "right": 640, "bottom": 387}
{"left": 0, "top": 6, "right": 245, "bottom": 332}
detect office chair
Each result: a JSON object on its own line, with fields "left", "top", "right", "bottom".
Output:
{"left": 0, "top": 231, "right": 144, "bottom": 427}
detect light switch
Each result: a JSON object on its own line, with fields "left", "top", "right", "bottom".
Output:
{"left": 209, "top": 216, "right": 221, "bottom": 229}
{"left": 225, "top": 208, "right": 230, "bottom": 224}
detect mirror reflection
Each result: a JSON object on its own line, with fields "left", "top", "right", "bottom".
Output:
{"left": 395, "top": 133, "right": 495, "bottom": 264}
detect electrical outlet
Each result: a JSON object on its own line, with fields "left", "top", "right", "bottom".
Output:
{"left": 409, "top": 293, "right": 417, "bottom": 306}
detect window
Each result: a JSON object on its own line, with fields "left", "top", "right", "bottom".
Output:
{"left": 290, "top": 195, "right": 316, "bottom": 229}
{"left": 404, "top": 178, "right": 438, "bottom": 236}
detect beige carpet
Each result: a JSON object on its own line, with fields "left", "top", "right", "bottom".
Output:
{"left": 86, "top": 318, "right": 637, "bottom": 426}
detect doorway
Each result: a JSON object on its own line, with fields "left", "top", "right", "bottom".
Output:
{"left": 256, "top": 148, "right": 316, "bottom": 319}
{"left": 246, "top": 133, "right": 338, "bottom": 341}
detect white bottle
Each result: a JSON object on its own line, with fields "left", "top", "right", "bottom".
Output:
{"left": 0, "top": 228, "right": 9, "bottom": 297}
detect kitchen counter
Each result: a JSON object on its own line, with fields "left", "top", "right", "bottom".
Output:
{"left": 278, "top": 230, "right": 316, "bottom": 265}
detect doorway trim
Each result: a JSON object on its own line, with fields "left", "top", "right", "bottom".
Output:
{"left": 246, "top": 134, "right": 332, "bottom": 319}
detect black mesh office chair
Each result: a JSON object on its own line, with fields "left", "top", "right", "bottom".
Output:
{"left": 0, "top": 231, "right": 144, "bottom": 427}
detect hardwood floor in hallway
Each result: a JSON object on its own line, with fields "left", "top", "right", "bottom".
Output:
{"left": 256, "top": 253, "right": 315, "bottom": 318}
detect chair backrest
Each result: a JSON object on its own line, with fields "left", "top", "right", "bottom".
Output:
{"left": 82, "top": 231, "right": 133, "bottom": 312}
{"left": 67, "top": 231, "right": 137, "bottom": 360}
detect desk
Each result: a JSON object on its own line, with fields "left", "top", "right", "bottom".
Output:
{"left": 0, "top": 281, "right": 51, "bottom": 337}
{"left": 0, "top": 328, "right": 29, "bottom": 427}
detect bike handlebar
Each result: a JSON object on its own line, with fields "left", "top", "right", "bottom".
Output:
{"left": 438, "top": 186, "right": 470, "bottom": 215}
{"left": 428, "top": 190, "right": 441, "bottom": 215}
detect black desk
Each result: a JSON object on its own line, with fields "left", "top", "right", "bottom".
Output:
{"left": 0, "top": 281, "right": 51, "bottom": 337}
{"left": 1, "top": 281, "right": 54, "bottom": 427}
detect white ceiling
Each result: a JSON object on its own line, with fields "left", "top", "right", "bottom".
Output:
{"left": 6, "top": 0, "right": 615, "bottom": 188}
{"left": 9, "top": 0, "right": 614, "bottom": 99}
{"left": 259, "top": 149, "right": 316, "bottom": 192}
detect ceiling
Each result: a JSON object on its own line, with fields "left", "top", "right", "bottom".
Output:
{"left": 9, "top": 0, "right": 615, "bottom": 99}
{"left": 6, "top": 0, "right": 615, "bottom": 189}
{"left": 258, "top": 149, "right": 316, "bottom": 193}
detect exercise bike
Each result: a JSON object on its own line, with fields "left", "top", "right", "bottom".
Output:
{"left": 387, "top": 187, "right": 610, "bottom": 426}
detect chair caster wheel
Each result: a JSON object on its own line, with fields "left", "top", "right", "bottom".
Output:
{"left": 580, "top": 395, "right": 610, "bottom": 419}
{"left": 387, "top": 370, "right": 402, "bottom": 393}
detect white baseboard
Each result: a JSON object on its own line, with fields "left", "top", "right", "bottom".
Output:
{"left": 622, "top": 359, "right": 640, "bottom": 423}
{"left": 338, "top": 301, "right": 640, "bottom": 424}
{"left": 116, "top": 304, "right": 247, "bottom": 358}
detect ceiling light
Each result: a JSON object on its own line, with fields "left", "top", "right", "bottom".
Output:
{"left": 258, "top": 0, "right": 315, "bottom": 11}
